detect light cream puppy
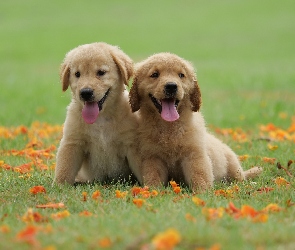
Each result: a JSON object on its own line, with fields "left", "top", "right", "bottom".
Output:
{"left": 54, "top": 42, "right": 138, "bottom": 185}
{"left": 129, "top": 53, "right": 262, "bottom": 190}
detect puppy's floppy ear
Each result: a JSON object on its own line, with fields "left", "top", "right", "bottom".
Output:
{"left": 190, "top": 79, "right": 202, "bottom": 112}
{"left": 129, "top": 77, "right": 141, "bottom": 112}
{"left": 60, "top": 63, "right": 70, "bottom": 92}
{"left": 110, "top": 48, "right": 134, "bottom": 86}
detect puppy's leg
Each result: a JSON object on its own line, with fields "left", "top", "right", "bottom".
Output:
{"left": 244, "top": 166, "right": 263, "bottom": 179}
{"left": 181, "top": 153, "right": 214, "bottom": 191}
{"left": 54, "top": 142, "right": 84, "bottom": 185}
{"left": 142, "top": 158, "right": 168, "bottom": 187}
{"left": 225, "top": 151, "right": 245, "bottom": 181}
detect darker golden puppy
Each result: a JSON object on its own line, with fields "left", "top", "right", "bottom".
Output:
{"left": 129, "top": 53, "right": 262, "bottom": 190}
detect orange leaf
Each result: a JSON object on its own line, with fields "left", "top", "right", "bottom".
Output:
{"left": 131, "top": 187, "right": 142, "bottom": 196}
{"left": 286, "top": 199, "right": 295, "bottom": 207}
{"left": 30, "top": 186, "right": 46, "bottom": 194}
{"left": 36, "top": 203, "right": 65, "bottom": 209}
{"left": 262, "top": 203, "right": 282, "bottom": 213}
{"left": 0, "top": 225, "right": 10, "bottom": 233}
{"left": 262, "top": 157, "right": 276, "bottom": 164}
{"left": 151, "top": 190, "right": 159, "bottom": 197}
{"left": 79, "top": 210, "right": 93, "bottom": 217}
{"left": 22, "top": 208, "right": 46, "bottom": 223}
{"left": 256, "top": 187, "right": 274, "bottom": 193}
{"left": 152, "top": 228, "right": 181, "bottom": 250}
{"left": 267, "top": 144, "right": 278, "bottom": 151}
{"left": 227, "top": 202, "right": 240, "bottom": 214}
{"left": 98, "top": 237, "right": 112, "bottom": 248}
{"left": 82, "top": 192, "right": 87, "bottom": 201}
{"left": 16, "top": 225, "right": 39, "bottom": 246}
{"left": 202, "top": 207, "right": 224, "bottom": 221}
{"left": 14, "top": 163, "right": 33, "bottom": 174}
{"left": 92, "top": 190, "right": 101, "bottom": 200}
{"left": 274, "top": 177, "right": 290, "bottom": 186}
{"left": 185, "top": 213, "right": 196, "bottom": 223}
{"left": 240, "top": 205, "right": 258, "bottom": 218}
{"left": 238, "top": 155, "right": 250, "bottom": 161}
{"left": 192, "top": 196, "right": 205, "bottom": 207}
{"left": 252, "top": 213, "right": 268, "bottom": 223}
{"left": 115, "top": 190, "right": 128, "bottom": 198}
{"left": 51, "top": 210, "right": 70, "bottom": 220}
{"left": 133, "top": 198, "right": 145, "bottom": 208}
{"left": 173, "top": 186, "right": 181, "bottom": 194}
{"left": 169, "top": 181, "right": 178, "bottom": 188}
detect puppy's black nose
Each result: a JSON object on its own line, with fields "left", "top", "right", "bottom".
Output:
{"left": 164, "top": 82, "right": 178, "bottom": 96}
{"left": 80, "top": 88, "right": 94, "bottom": 101}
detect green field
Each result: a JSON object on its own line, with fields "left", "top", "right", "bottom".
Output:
{"left": 1, "top": 1, "right": 295, "bottom": 249}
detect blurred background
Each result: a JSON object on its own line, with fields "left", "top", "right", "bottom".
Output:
{"left": 1, "top": 0, "right": 294, "bottom": 127}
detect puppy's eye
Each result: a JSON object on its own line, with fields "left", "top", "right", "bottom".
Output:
{"left": 97, "top": 70, "right": 106, "bottom": 76}
{"left": 150, "top": 72, "right": 159, "bottom": 78}
{"left": 75, "top": 71, "right": 80, "bottom": 78}
{"left": 179, "top": 73, "right": 185, "bottom": 78}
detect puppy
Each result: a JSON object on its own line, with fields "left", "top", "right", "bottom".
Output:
{"left": 129, "top": 53, "right": 262, "bottom": 190}
{"left": 54, "top": 42, "right": 138, "bottom": 185}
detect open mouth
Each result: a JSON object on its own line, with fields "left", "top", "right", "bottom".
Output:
{"left": 149, "top": 93, "right": 180, "bottom": 122}
{"left": 82, "top": 88, "right": 110, "bottom": 124}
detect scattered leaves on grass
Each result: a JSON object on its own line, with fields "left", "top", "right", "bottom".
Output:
{"left": 1, "top": 121, "right": 294, "bottom": 249}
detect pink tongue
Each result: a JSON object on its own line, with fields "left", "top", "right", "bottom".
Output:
{"left": 82, "top": 102, "right": 99, "bottom": 124}
{"left": 161, "top": 99, "right": 179, "bottom": 122}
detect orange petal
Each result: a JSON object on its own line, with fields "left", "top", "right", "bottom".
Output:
{"left": 36, "top": 203, "right": 65, "bottom": 209}
{"left": 133, "top": 198, "right": 145, "bottom": 208}
{"left": 152, "top": 228, "right": 181, "bottom": 250}
{"left": 192, "top": 196, "right": 205, "bottom": 207}
{"left": 30, "top": 186, "right": 46, "bottom": 194}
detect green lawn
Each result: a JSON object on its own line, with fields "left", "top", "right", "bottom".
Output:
{"left": 1, "top": 1, "right": 295, "bottom": 249}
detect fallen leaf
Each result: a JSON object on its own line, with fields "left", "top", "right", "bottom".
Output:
{"left": 36, "top": 203, "right": 65, "bottom": 209}
{"left": 152, "top": 228, "right": 181, "bottom": 250}
{"left": 51, "top": 210, "right": 70, "bottom": 220}
{"left": 30, "top": 186, "right": 46, "bottom": 195}
{"left": 192, "top": 196, "right": 205, "bottom": 207}
{"left": 98, "top": 237, "right": 112, "bottom": 248}
{"left": 133, "top": 198, "right": 145, "bottom": 208}
{"left": 92, "top": 190, "right": 101, "bottom": 200}
{"left": 274, "top": 177, "right": 290, "bottom": 187}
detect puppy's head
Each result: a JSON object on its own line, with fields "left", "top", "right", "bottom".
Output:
{"left": 60, "top": 42, "right": 133, "bottom": 124}
{"left": 129, "top": 53, "right": 201, "bottom": 122}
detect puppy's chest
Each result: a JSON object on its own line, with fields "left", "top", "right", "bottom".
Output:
{"left": 84, "top": 123, "right": 121, "bottom": 156}
{"left": 141, "top": 125, "right": 186, "bottom": 153}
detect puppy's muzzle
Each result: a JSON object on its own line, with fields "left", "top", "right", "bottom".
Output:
{"left": 164, "top": 82, "right": 178, "bottom": 97}
{"left": 80, "top": 88, "right": 94, "bottom": 102}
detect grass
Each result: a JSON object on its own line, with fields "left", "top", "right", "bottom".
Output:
{"left": 0, "top": 0, "right": 295, "bottom": 249}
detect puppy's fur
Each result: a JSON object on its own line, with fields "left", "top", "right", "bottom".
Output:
{"left": 129, "top": 53, "right": 262, "bottom": 190}
{"left": 54, "top": 42, "right": 138, "bottom": 185}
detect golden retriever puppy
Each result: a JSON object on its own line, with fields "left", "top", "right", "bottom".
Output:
{"left": 54, "top": 42, "right": 138, "bottom": 185}
{"left": 129, "top": 53, "right": 262, "bottom": 190}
